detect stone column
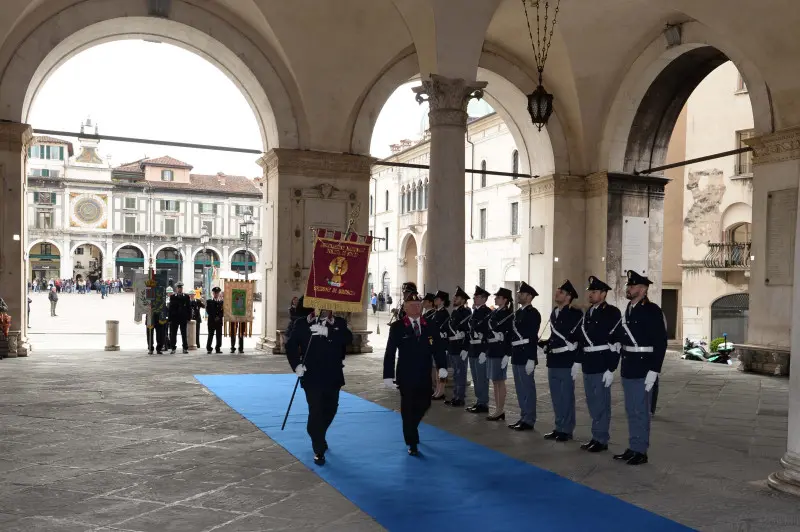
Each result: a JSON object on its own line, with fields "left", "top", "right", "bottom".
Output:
{"left": 740, "top": 127, "right": 800, "bottom": 495}
{"left": 416, "top": 254, "right": 426, "bottom": 294}
{"left": 182, "top": 243, "right": 194, "bottom": 288}
{"left": 516, "top": 175, "right": 587, "bottom": 315}
{"left": 584, "top": 172, "right": 668, "bottom": 308}
{"left": 221, "top": 245, "right": 230, "bottom": 272}
{"left": 0, "top": 122, "right": 31, "bottom": 356}
{"left": 413, "top": 75, "right": 486, "bottom": 294}
{"left": 255, "top": 149, "right": 374, "bottom": 354}
{"left": 61, "top": 236, "right": 72, "bottom": 280}
{"left": 104, "top": 239, "right": 114, "bottom": 280}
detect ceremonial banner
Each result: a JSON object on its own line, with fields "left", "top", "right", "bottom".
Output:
{"left": 133, "top": 271, "right": 150, "bottom": 324}
{"left": 224, "top": 280, "right": 254, "bottom": 323}
{"left": 134, "top": 270, "right": 167, "bottom": 327}
{"left": 304, "top": 228, "right": 373, "bottom": 313}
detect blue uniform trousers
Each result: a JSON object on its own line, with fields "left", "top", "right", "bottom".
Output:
{"left": 448, "top": 352, "right": 468, "bottom": 401}
{"left": 622, "top": 377, "right": 651, "bottom": 453}
{"left": 548, "top": 367, "right": 575, "bottom": 435}
{"left": 468, "top": 357, "right": 489, "bottom": 406}
{"left": 583, "top": 372, "right": 611, "bottom": 445}
{"left": 512, "top": 364, "right": 536, "bottom": 426}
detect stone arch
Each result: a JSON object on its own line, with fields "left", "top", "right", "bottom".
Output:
{"left": 153, "top": 244, "right": 183, "bottom": 259}
{"left": 346, "top": 48, "right": 570, "bottom": 175}
{"left": 419, "top": 231, "right": 427, "bottom": 256}
{"left": 70, "top": 241, "right": 104, "bottom": 257}
{"left": 113, "top": 242, "right": 147, "bottom": 261}
{"left": 27, "top": 239, "right": 62, "bottom": 256}
{"left": 600, "top": 21, "right": 773, "bottom": 174}
{"left": 191, "top": 245, "right": 223, "bottom": 262}
{"left": 398, "top": 232, "right": 420, "bottom": 256}
{"left": 721, "top": 202, "right": 752, "bottom": 233}
{"left": 229, "top": 247, "right": 259, "bottom": 264}
{"left": 0, "top": 2, "right": 305, "bottom": 150}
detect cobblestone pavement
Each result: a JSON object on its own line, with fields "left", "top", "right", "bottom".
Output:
{"left": 3, "top": 295, "right": 796, "bottom": 531}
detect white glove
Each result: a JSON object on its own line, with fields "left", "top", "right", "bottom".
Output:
{"left": 645, "top": 370, "right": 659, "bottom": 392}
{"left": 295, "top": 365, "right": 305, "bottom": 377}
{"left": 478, "top": 352, "right": 487, "bottom": 364}
{"left": 475, "top": 332, "right": 484, "bottom": 340}
{"left": 383, "top": 378, "right": 395, "bottom": 389}
{"left": 454, "top": 331, "right": 465, "bottom": 340}
{"left": 537, "top": 346, "right": 545, "bottom": 359}
{"left": 460, "top": 350, "right": 468, "bottom": 361}
{"left": 602, "top": 369, "right": 613, "bottom": 388}
{"left": 571, "top": 362, "right": 581, "bottom": 381}
{"left": 306, "top": 314, "right": 316, "bottom": 323}
{"left": 310, "top": 323, "right": 328, "bottom": 337}
{"left": 438, "top": 368, "right": 448, "bottom": 379}
{"left": 567, "top": 341, "right": 577, "bottom": 351}
{"left": 525, "top": 359, "right": 535, "bottom": 375}
{"left": 501, "top": 355, "right": 509, "bottom": 369}
{"left": 493, "top": 331, "right": 504, "bottom": 342}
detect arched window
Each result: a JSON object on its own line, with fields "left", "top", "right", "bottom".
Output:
{"left": 385, "top": 190, "right": 389, "bottom": 211}
{"left": 412, "top": 183, "right": 417, "bottom": 210}
{"left": 480, "top": 160, "right": 487, "bottom": 188}
{"left": 417, "top": 180, "right": 423, "bottom": 209}
{"left": 406, "top": 188, "right": 411, "bottom": 211}
{"left": 423, "top": 179, "right": 429, "bottom": 209}
{"left": 512, "top": 150, "right": 519, "bottom": 180}
{"left": 400, "top": 186, "right": 405, "bottom": 213}
{"left": 369, "top": 194, "right": 373, "bottom": 215}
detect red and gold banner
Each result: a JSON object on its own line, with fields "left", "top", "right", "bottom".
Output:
{"left": 304, "top": 228, "right": 373, "bottom": 313}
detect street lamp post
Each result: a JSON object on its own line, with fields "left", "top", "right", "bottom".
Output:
{"left": 200, "top": 228, "right": 210, "bottom": 298}
{"left": 239, "top": 208, "right": 255, "bottom": 282}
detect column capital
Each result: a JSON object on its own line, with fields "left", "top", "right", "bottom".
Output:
{"left": 413, "top": 75, "right": 488, "bottom": 128}
{"left": 582, "top": 171, "right": 668, "bottom": 199}
{"left": 746, "top": 126, "right": 800, "bottom": 165}
{"left": 0, "top": 122, "right": 32, "bottom": 153}
{"left": 259, "top": 149, "right": 376, "bottom": 181}
{"left": 515, "top": 174, "right": 586, "bottom": 200}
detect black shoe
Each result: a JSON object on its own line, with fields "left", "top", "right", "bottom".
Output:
{"left": 215, "top": 349, "right": 222, "bottom": 354}
{"left": 313, "top": 454, "right": 326, "bottom": 466}
{"left": 207, "top": 349, "right": 212, "bottom": 354}
{"left": 148, "top": 349, "right": 154, "bottom": 355}
{"left": 182, "top": 349, "right": 188, "bottom": 354}
{"left": 445, "top": 399, "right": 465, "bottom": 407}
{"left": 408, "top": 446, "right": 419, "bottom": 457}
{"left": 156, "top": 350, "right": 162, "bottom": 355}
{"left": 508, "top": 420, "right": 522, "bottom": 429}
{"left": 431, "top": 394, "right": 445, "bottom": 401}
{"left": 587, "top": 441, "right": 608, "bottom": 453}
{"left": 580, "top": 439, "right": 598, "bottom": 450}
{"left": 626, "top": 452, "right": 648, "bottom": 465}
{"left": 486, "top": 412, "right": 505, "bottom": 421}
{"left": 170, "top": 349, "right": 176, "bottom": 354}
{"left": 555, "top": 433, "right": 572, "bottom": 442}
{"left": 513, "top": 422, "right": 534, "bottom": 431}
{"left": 230, "top": 347, "right": 236, "bottom": 353}
{"left": 544, "top": 431, "right": 560, "bottom": 440}
{"left": 238, "top": 349, "right": 244, "bottom": 353}
{"left": 466, "top": 404, "right": 489, "bottom": 414}
{"left": 613, "top": 449, "right": 635, "bottom": 461}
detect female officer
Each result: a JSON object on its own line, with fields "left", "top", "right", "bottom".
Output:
{"left": 485, "top": 288, "right": 514, "bottom": 421}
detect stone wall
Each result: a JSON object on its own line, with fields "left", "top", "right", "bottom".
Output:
{"left": 737, "top": 343, "right": 790, "bottom": 376}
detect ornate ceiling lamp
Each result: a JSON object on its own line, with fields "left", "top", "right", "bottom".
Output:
{"left": 522, "top": 0, "right": 561, "bottom": 131}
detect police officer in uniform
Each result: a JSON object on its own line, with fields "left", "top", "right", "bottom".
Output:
{"left": 576, "top": 276, "right": 622, "bottom": 452}
{"left": 189, "top": 292, "right": 205, "bottom": 349}
{"left": 206, "top": 287, "right": 224, "bottom": 354}
{"left": 429, "top": 291, "right": 451, "bottom": 400}
{"left": 541, "top": 280, "right": 583, "bottom": 442}
{"left": 485, "top": 288, "right": 514, "bottom": 421}
{"left": 466, "top": 286, "right": 492, "bottom": 414}
{"left": 390, "top": 282, "right": 418, "bottom": 324}
{"left": 444, "top": 287, "right": 471, "bottom": 407}
{"left": 168, "top": 282, "right": 192, "bottom": 354}
{"left": 383, "top": 294, "right": 447, "bottom": 456}
{"left": 613, "top": 270, "right": 668, "bottom": 466}
{"left": 508, "top": 282, "right": 541, "bottom": 431}
{"left": 286, "top": 297, "right": 353, "bottom": 466}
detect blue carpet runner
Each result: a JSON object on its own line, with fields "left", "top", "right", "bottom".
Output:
{"left": 196, "top": 374, "right": 694, "bottom": 532}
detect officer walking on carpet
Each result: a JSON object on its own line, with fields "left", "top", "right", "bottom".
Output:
{"left": 576, "top": 276, "right": 622, "bottom": 453}
{"left": 508, "top": 282, "right": 541, "bottom": 432}
{"left": 286, "top": 296, "right": 353, "bottom": 466}
{"left": 466, "top": 286, "right": 492, "bottom": 414}
{"left": 613, "top": 270, "right": 668, "bottom": 466}
{"left": 541, "top": 280, "right": 583, "bottom": 442}
{"left": 444, "top": 286, "right": 471, "bottom": 408}
{"left": 383, "top": 293, "right": 447, "bottom": 456}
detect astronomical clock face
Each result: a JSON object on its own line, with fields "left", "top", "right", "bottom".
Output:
{"left": 70, "top": 193, "right": 108, "bottom": 229}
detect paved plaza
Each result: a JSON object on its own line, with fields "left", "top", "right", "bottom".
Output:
{"left": 0, "top": 294, "right": 796, "bottom": 530}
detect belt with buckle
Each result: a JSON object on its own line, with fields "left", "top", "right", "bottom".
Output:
{"left": 622, "top": 346, "right": 653, "bottom": 353}
{"left": 583, "top": 345, "right": 610, "bottom": 352}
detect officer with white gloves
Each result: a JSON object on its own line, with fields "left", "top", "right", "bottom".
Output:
{"left": 612, "top": 270, "right": 668, "bottom": 466}
{"left": 445, "top": 287, "right": 472, "bottom": 407}
{"left": 576, "top": 276, "right": 622, "bottom": 453}
{"left": 508, "top": 282, "right": 542, "bottom": 432}
{"left": 466, "top": 286, "right": 492, "bottom": 414}
{"left": 485, "top": 288, "right": 514, "bottom": 422}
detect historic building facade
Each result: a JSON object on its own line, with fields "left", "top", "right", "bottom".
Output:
{"left": 26, "top": 121, "right": 263, "bottom": 289}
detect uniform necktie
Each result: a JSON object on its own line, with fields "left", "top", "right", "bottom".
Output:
{"left": 413, "top": 319, "right": 421, "bottom": 337}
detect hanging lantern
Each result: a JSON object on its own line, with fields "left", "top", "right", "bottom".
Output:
{"left": 527, "top": 75, "right": 553, "bottom": 132}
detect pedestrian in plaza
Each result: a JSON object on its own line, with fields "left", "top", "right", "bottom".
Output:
{"left": 190, "top": 291, "right": 205, "bottom": 349}
{"left": 27, "top": 297, "right": 32, "bottom": 328}
{"left": 613, "top": 270, "right": 668, "bottom": 466}
{"left": 542, "top": 280, "right": 583, "bottom": 442}
{"left": 576, "top": 276, "right": 622, "bottom": 453}
{"left": 383, "top": 293, "right": 447, "bottom": 456}
{"left": 371, "top": 292, "right": 378, "bottom": 315}
{"left": 444, "top": 286, "right": 471, "bottom": 408}
{"left": 48, "top": 285, "right": 58, "bottom": 317}
{"left": 429, "top": 291, "right": 450, "bottom": 400}
{"left": 466, "top": 286, "right": 491, "bottom": 414}
{"left": 206, "top": 287, "right": 224, "bottom": 354}
{"left": 168, "top": 282, "right": 192, "bottom": 354}
{"left": 286, "top": 297, "right": 353, "bottom": 466}
{"left": 508, "top": 282, "right": 541, "bottom": 432}
{"left": 485, "top": 287, "right": 514, "bottom": 421}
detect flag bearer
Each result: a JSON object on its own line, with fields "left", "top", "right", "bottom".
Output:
{"left": 508, "top": 282, "right": 541, "bottom": 431}
{"left": 445, "top": 287, "right": 472, "bottom": 408}
{"left": 466, "top": 286, "right": 492, "bottom": 414}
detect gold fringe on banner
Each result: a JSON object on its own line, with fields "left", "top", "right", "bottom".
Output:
{"left": 303, "top": 297, "right": 363, "bottom": 314}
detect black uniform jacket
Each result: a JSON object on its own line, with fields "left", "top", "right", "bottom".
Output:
{"left": 167, "top": 293, "right": 192, "bottom": 323}
{"left": 190, "top": 299, "right": 205, "bottom": 324}
{"left": 383, "top": 316, "right": 447, "bottom": 388}
{"left": 468, "top": 305, "right": 492, "bottom": 357}
{"left": 430, "top": 307, "right": 451, "bottom": 354}
{"left": 206, "top": 299, "right": 224, "bottom": 326}
{"left": 486, "top": 306, "right": 513, "bottom": 359}
{"left": 542, "top": 305, "right": 583, "bottom": 368}
{"left": 447, "top": 305, "right": 472, "bottom": 354}
{"left": 510, "top": 304, "right": 542, "bottom": 366}
{"left": 286, "top": 316, "right": 352, "bottom": 389}
{"left": 576, "top": 302, "right": 622, "bottom": 374}
{"left": 616, "top": 298, "right": 668, "bottom": 379}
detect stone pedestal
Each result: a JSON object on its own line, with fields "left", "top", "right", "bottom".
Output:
{"left": 0, "top": 122, "right": 31, "bottom": 357}
{"left": 104, "top": 320, "right": 120, "bottom": 351}
{"left": 188, "top": 320, "right": 197, "bottom": 350}
{"left": 736, "top": 343, "right": 790, "bottom": 376}
{"left": 584, "top": 172, "right": 668, "bottom": 308}
{"left": 413, "top": 75, "right": 486, "bottom": 294}
{"left": 255, "top": 149, "right": 374, "bottom": 355}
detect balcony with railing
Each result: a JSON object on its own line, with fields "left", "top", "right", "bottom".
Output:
{"left": 733, "top": 161, "right": 752, "bottom": 177}
{"left": 400, "top": 209, "right": 428, "bottom": 231}
{"left": 703, "top": 242, "right": 752, "bottom": 270}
